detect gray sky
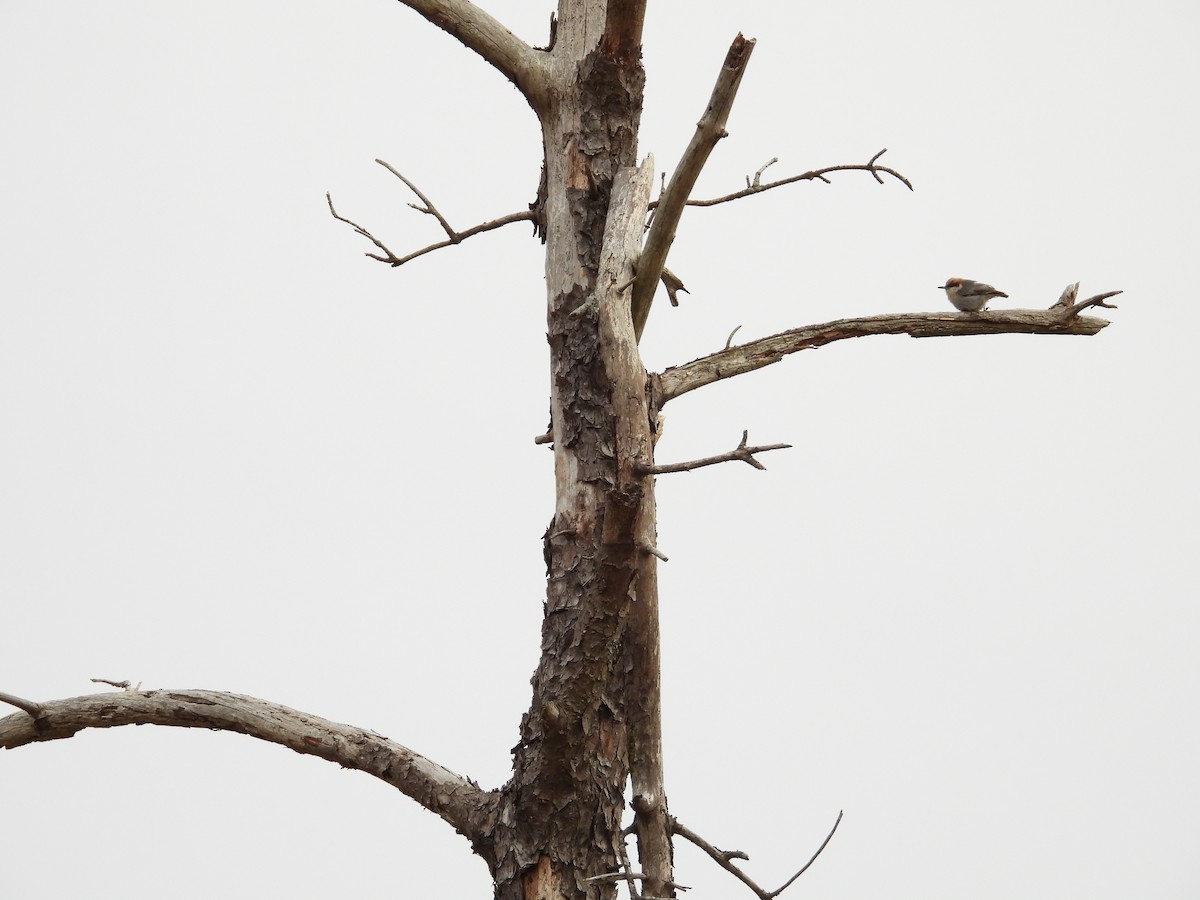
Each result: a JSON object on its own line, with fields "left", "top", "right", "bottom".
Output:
{"left": 2, "top": 2, "right": 1197, "bottom": 898}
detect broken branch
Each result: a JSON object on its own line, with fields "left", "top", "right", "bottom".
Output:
{"left": 635, "top": 430, "right": 790, "bottom": 475}
{"left": 631, "top": 33, "right": 756, "bottom": 340}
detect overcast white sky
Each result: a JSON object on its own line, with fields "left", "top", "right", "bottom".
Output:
{"left": 2, "top": 2, "right": 1197, "bottom": 898}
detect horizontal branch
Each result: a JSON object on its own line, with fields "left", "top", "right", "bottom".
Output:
{"left": 665, "top": 148, "right": 913, "bottom": 208}
{"left": 397, "top": 0, "right": 548, "bottom": 110}
{"left": 656, "top": 297, "right": 1117, "bottom": 405}
{"left": 328, "top": 161, "right": 538, "bottom": 268}
{"left": 0, "top": 688, "right": 492, "bottom": 843}
{"left": 635, "top": 430, "right": 790, "bottom": 474}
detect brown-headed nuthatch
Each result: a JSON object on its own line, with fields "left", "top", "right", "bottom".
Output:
{"left": 938, "top": 277, "right": 1008, "bottom": 312}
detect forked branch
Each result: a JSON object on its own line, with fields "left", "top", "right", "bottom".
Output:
{"left": 673, "top": 811, "right": 843, "bottom": 900}
{"left": 0, "top": 688, "right": 492, "bottom": 842}
{"left": 631, "top": 33, "right": 757, "bottom": 340}
{"left": 656, "top": 288, "right": 1120, "bottom": 405}
{"left": 635, "top": 430, "right": 791, "bottom": 475}
{"left": 328, "top": 161, "right": 537, "bottom": 268}
{"left": 669, "top": 148, "right": 913, "bottom": 208}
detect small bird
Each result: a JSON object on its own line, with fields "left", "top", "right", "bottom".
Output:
{"left": 938, "top": 277, "right": 1008, "bottom": 312}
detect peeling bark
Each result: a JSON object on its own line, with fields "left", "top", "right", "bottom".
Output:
{"left": 483, "top": 5, "right": 657, "bottom": 899}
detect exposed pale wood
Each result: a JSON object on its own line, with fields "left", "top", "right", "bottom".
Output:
{"left": 595, "top": 158, "right": 674, "bottom": 898}
{"left": 657, "top": 309, "right": 1112, "bottom": 404}
{"left": 631, "top": 34, "right": 756, "bottom": 340}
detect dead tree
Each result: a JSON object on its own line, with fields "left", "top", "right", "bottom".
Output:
{"left": 1, "top": 3, "right": 1117, "bottom": 899}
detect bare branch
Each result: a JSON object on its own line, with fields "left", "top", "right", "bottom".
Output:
{"left": 631, "top": 33, "right": 756, "bottom": 340}
{"left": 669, "top": 148, "right": 913, "bottom": 209}
{"left": 331, "top": 147, "right": 909, "bottom": 273}
{"left": 747, "top": 157, "right": 778, "bottom": 189}
{"left": 769, "top": 810, "right": 843, "bottom": 897}
{"left": 328, "top": 167, "right": 536, "bottom": 268}
{"left": 672, "top": 819, "right": 770, "bottom": 899}
{"left": 90, "top": 677, "right": 137, "bottom": 690}
{"left": 672, "top": 811, "right": 842, "bottom": 900}
{"left": 1065, "top": 290, "right": 1122, "bottom": 316}
{"left": 327, "top": 193, "right": 402, "bottom": 261}
{"left": 397, "top": 0, "right": 548, "bottom": 110}
{"left": 0, "top": 689, "right": 492, "bottom": 842}
{"left": 635, "top": 431, "right": 791, "bottom": 475}
{"left": 376, "top": 159, "right": 458, "bottom": 239}
{"left": 657, "top": 302, "right": 1117, "bottom": 405}
{"left": 0, "top": 691, "right": 43, "bottom": 718}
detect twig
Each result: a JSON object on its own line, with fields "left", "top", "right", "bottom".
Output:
{"left": 635, "top": 431, "right": 790, "bottom": 475}
{"left": 1063, "top": 290, "right": 1122, "bottom": 317}
{"left": 375, "top": 160, "right": 458, "bottom": 239}
{"left": 90, "top": 678, "right": 134, "bottom": 690}
{"left": 672, "top": 819, "right": 767, "bottom": 898}
{"left": 724, "top": 325, "right": 742, "bottom": 349}
{"left": 639, "top": 543, "right": 670, "bottom": 562}
{"left": 614, "top": 827, "right": 642, "bottom": 900}
{"left": 672, "top": 810, "right": 843, "bottom": 900}
{"left": 327, "top": 193, "right": 401, "bottom": 261}
{"left": 0, "top": 691, "right": 43, "bottom": 718}
{"left": 747, "top": 157, "right": 779, "bottom": 189}
{"left": 769, "top": 810, "right": 843, "bottom": 896}
{"left": 631, "top": 33, "right": 757, "bottom": 340}
{"left": 666, "top": 149, "right": 913, "bottom": 209}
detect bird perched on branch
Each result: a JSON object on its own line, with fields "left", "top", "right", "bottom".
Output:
{"left": 938, "top": 277, "right": 1008, "bottom": 312}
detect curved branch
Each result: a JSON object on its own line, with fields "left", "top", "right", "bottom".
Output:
{"left": 631, "top": 33, "right": 756, "bottom": 340}
{"left": 0, "top": 689, "right": 494, "bottom": 843}
{"left": 398, "top": 0, "right": 548, "bottom": 111}
{"left": 0, "top": 690, "right": 42, "bottom": 718}
{"left": 657, "top": 301, "right": 1116, "bottom": 405}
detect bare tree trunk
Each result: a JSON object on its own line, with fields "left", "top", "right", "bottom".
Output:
{"left": 485, "top": 6, "right": 663, "bottom": 898}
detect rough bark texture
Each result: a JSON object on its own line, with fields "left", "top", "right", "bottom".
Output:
{"left": 483, "top": 4, "right": 661, "bottom": 900}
